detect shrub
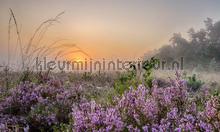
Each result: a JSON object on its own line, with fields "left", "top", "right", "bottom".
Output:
{"left": 114, "top": 57, "right": 159, "bottom": 95}
{"left": 114, "top": 72, "right": 140, "bottom": 95}
{"left": 142, "top": 57, "right": 159, "bottom": 88}
{"left": 187, "top": 74, "right": 204, "bottom": 92}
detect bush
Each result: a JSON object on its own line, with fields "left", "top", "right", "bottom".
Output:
{"left": 114, "top": 57, "right": 159, "bottom": 95}
{"left": 142, "top": 57, "right": 159, "bottom": 88}
{"left": 187, "top": 74, "right": 204, "bottom": 92}
{"left": 114, "top": 72, "right": 140, "bottom": 95}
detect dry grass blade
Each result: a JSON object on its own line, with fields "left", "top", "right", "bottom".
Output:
{"left": 25, "top": 11, "right": 65, "bottom": 56}
{"left": 9, "top": 8, "right": 24, "bottom": 68}
{"left": 58, "top": 50, "right": 91, "bottom": 58}
{"left": 54, "top": 50, "right": 64, "bottom": 60}
{"left": 7, "top": 15, "right": 12, "bottom": 66}
{"left": 38, "top": 43, "right": 77, "bottom": 59}
{"left": 34, "top": 24, "right": 51, "bottom": 48}
{"left": 37, "top": 40, "right": 70, "bottom": 57}
{"left": 27, "top": 42, "right": 77, "bottom": 67}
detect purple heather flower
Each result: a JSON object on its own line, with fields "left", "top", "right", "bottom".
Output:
{"left": 142, "top": 125, "right": 149, "bottom": 132}
{"left": 167, "top": 107, "right": 178, "bottom": 120}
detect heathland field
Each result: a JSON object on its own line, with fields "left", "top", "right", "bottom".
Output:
{"left": 0, "top": 69, "right": 220, "bottom": 131}
{"left": 1, "top": 2, "right": 220, "bottom": 131}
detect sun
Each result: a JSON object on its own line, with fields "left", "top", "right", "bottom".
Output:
{"left": 66, "top": 51, "right": 90, "bottom": 63}
{"left": 67, "top": 54, "right": 85, "bottom": 63}
{"left": 75, "top": 57, "right": 83, "bottom": 62}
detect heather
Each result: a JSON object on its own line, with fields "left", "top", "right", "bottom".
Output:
{"left": 0, "top": 71, "right": 220, "bottom": 131}
{"left": 1, "top": 3, "right": 220, "bottom": 132}
{"left": 72, "top": 72, "right": 220, "bottom": 131}
{"left": 0, "top": 79, "right": 84, "bottom": 131}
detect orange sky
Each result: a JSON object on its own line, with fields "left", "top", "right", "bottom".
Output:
{"left": 1, "top": 0, "right": 220, "bottom": 66}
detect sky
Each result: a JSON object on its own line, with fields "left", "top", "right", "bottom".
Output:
{"left": 1, "top": 0, "right": 220, "bottom": 65}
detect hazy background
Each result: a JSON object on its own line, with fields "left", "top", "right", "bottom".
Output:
{"left": 1, "top": 0, "right": 220, "bottom": 64}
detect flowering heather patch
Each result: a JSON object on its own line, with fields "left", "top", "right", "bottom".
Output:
{"left": 0, "top": 114, "right": 28, "bottom": 131}
{"left": 72, "top": 72, "right": 220, "bottom": 131}
{"left": 0, "top": 79, "right": 85, "bottom": 131}
{"left": 0, "top": 71, "right": 220, "bottom": 131}
{"left": 72, "top": 101, "right": 124, "bottom": 131}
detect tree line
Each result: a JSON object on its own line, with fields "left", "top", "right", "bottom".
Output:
{"left": 147, "top": 18, "right": 220, "bottom": 71}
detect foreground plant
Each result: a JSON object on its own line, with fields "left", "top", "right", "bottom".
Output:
{"left": 72, "top": 72, "right": 220, "bottom": 131}
{"left": 1, "top": 71, "right": 219, "bottom": 131}
{"left": 0, "top": 79, "right": 84, "bottom": 131}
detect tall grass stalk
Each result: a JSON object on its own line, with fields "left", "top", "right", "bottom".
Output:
{"left": 6, "top": 9, "right": 90, "bottom": 73}
{"left": 9, "top": 8, "right": 24, "bottom": 69}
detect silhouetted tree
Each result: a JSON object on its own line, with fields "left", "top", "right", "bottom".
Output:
{"left": 151, "top": 18, "right": 220, "bottom": 71}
